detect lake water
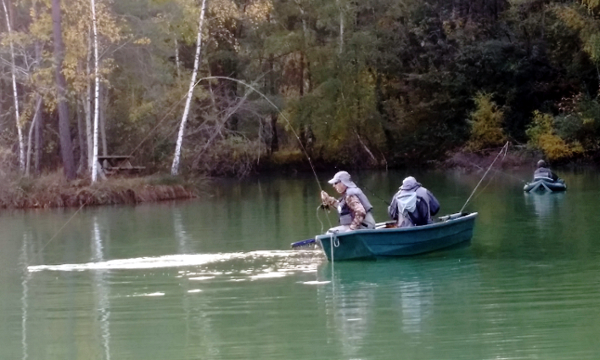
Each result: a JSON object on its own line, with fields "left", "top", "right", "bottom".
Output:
{"left": 1, "top": 168, "right": 600, "bottom": 360}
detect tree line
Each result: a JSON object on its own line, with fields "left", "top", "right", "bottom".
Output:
{"left": 1, "top": 0, "right": 599, "bottom": 180}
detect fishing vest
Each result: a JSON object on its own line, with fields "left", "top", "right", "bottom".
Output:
{"left": 337, "top": 187, "right": 373, "bottom": 226}
{"left": 396, "top": 186, "right": 438, "bottom": 226}
{"left": 534, "top": 167, "right": 553, "bottom": 179}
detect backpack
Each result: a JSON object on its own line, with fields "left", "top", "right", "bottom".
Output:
{"left": 427, "top": 190, "right": 440, "bottom": 216}
{"left": 407, "top": 196, "right": 430, "bottom": 226}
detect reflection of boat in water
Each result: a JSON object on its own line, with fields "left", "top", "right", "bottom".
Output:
{"left": 315, "top": 212, "right": 478, "bottom": 261}
{"left": 524, "top": 191, "right": 566, "bottom": 220}
{"left": 316, "top": 253, "right": 480, "bottom": 347}
{"left": 523, "top": 177, "right": 567, "bottom": 192}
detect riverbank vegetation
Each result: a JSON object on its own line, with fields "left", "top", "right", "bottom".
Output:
{"left": 0, "top": 172, "right": 199, "bottom": 209}
{"left": 1, "top": 0, "right": 600, "bottom": 186}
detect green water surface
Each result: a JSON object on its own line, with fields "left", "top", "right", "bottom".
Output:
{"left": 1, "top": 169, "right": 599, "bottom": 360}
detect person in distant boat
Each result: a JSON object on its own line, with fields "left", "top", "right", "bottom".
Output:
{"left": 320, "top": 171, "right": 376, "bottom": 233}
{"left": 534, "top": 160, "right": 558, "bottom": 181}
{"left": 388, "top": 176, "right": 440, "bottom": 227}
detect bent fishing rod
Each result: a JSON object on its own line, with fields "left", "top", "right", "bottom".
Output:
{"left": 459, "top": 141, "right": 509, "bottom": 213}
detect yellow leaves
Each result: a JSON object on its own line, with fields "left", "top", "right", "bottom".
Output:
{"left": 584, "top": 34, "right": 600, "bottom": 62}
{"left": 553, "top": 6, "right": 588, "bottom": 33}
{"left": 29, "top": 12, "right": 53, "bottom": 41}
{"left": 209, "top": 0, "right": 240, "bottom": 23}
{"left": 134, "top": 37, "right": 151, "bottom": 45}
{"left": 537, "top": 134, "right": 574, "bottom": 161}
{"left": 553, "top": 3, "right": 600, "bottom": 62}
{"left": 245, "top": 0, "right": 273, "bottom": 27}
{"left": 467, "top": 92, "right": 506, "bottom": 151}
{"left": 581, "top": 0, "right": 600, "bottom": 15}
{"left": 526, "top": 110, "right": 583, "bottom": 161}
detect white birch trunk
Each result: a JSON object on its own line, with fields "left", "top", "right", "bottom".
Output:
{"left": 175, "top": 38, "right": 180, "bottom": 78}
{"left": 2, "top": 0, "right": 24, "bottom": 171}
{"left": 171, "top": 0, "right": 207, "bottom": 176}
{"left": 337, "top": 0, "right": 344, "bottom": 54}
{"left": 90, "top": 0, "right": 101, "bottom": 182}
{"left": 100, "top": 85, "right": 107, "bottom": 156}
{"left": 86, "top": 30, "right": 94, "bottom": 171}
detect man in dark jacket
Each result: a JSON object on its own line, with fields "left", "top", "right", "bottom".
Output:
{"left": 388, "top": 176, "right": 440, "bottom": 227}
{"left": 534, "top": 160, "right": 558, "bottom": 181}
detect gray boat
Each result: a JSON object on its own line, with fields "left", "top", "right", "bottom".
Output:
{"left": 523, "top": 177, "right": 567, "bottom": 192}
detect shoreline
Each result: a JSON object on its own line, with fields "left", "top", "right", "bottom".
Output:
{"left": 0, "top": 173, "right": 199, "bottom": 210}
{"left": 2, "top": 149, "right": 595, "bottom": 210}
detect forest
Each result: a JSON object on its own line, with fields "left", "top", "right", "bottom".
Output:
{"left": 1, "top": 0, "right": 600, "bottom": 180}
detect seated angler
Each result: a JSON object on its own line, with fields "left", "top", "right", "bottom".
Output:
{"left": 534, "top": 160, "right": 558, "bottom": 181}
{"left": 320, "top": 171, "right": 376, "bottom": 233}
{"left": 388, "top": 176, "right": 440, "bottom": 227}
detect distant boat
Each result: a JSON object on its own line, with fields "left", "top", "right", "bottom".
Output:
{"left": 314, "top": 212, "right": 478, "bottom": 261}
{"left": 523, "top": 177, "right": 567, "bottom": 192}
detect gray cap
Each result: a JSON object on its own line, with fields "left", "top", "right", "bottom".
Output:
{"left": 327, "top": 171, "right": 357, "bottom": 188}
{"left": 400, "top": 176, "right": 420, "bottom": 190}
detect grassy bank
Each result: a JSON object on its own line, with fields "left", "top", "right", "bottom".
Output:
{"left": 0, "top": 172, "right": 201, "bottom": 209}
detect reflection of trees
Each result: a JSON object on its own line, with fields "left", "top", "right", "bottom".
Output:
{"left": 317, "top": 257, "right": 480, "bottom": 357}
{"left": 91, "top": 216, "right": 111, "bottom": 360}
{"left": 173, "top": 209, "right": 191, "bottom": 254}
{"left": 175, "top": 208, "right": 220, "bottom": 360}
{"left": 334, "top": 284, "right": 375, "bottom": 358}
{"left": 395, "top": 281, "right": 433, "bottom": 334}
{"left": 20, "top": 233, "right": 31, "bottom": 360}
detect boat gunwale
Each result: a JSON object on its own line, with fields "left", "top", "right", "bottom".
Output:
{"left": 315, "top": 212, "right": 478, "bottom": 240}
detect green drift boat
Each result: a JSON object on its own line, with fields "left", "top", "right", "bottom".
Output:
{"left": 315, "top": 212, "right": 478, "bottom": 261}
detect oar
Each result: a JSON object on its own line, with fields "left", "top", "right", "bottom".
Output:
{"left": 291, "top": 238, "right": 317, "bottom": 248}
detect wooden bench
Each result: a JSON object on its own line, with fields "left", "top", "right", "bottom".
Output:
{"left": 97, "top": 155, "right": 145, "bottom": 175}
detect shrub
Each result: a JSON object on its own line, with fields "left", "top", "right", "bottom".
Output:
{"left": 466, "top": 92, "right": 506, "bottom": 151}
{"left": 526, "top": 111, "right": 583, "bottom": 161}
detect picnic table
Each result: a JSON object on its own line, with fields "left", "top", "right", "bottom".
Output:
{"left": 97, "top": 155, "right": 145, "bottom": 175}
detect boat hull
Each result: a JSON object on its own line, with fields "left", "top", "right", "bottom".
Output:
{"left": 316, "top": 212, "right": 478, "bottom": 261}
{"left": 523, "top": 177, "right": 566, "bottom": 192}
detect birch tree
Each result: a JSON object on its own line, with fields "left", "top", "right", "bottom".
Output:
{"left": 2, "top": 0, "right": 24, "bottom": 171}
{"left": 90, "top": 0, "right": 101, "bottom": 182}
{"left": 171, "top": 0, "right": 207, "bottom": 175}
{"left": 337, "top": 0, "right": 344, "bottom": 54}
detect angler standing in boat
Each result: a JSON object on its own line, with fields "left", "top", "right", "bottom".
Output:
{"left": 320, "top": 171, "right": 376, "bottom": 233}
{"left": 388, "top": 176, "right": 440, "bottom": 227}
{"left": 534, "top": 160, "right": 558, "bottom": 181}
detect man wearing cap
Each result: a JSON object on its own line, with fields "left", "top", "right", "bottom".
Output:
{"left": 534, "top": 160, "right": 558, "bottom": 181}
{"left": 388, "top": 176, "right": 440, "bottom": 227}
{"left": 320, "top": 171, "right": 376, "bottom": 233}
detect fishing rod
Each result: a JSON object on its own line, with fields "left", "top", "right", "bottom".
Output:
{"left": 40, "top": 75, "right": 332, "bottom": 255}
{"left": 459, "top": 141, "right": 509, "bottom": 213}
{"left": 359, "top": 182, "right": 391, "bottom": 206}
{"left": 292, "top": 177, "right": 389, "bottom": 249}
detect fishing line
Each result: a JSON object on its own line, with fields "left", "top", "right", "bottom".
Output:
{"left": 316, "top": 204, "right": 326, "bottom": 234}
{"left": 358, "top": 182, "right": 390, "bottom": 206}
{"left": 459, "top": 141, "right": 509, "bottom": 213}
{"left": 42, "top": 75, "right": 331, "bottom": 254}
{"left": 38, "top": 195, "right": 99, "bottom": 253}
{"left": 130, "top": 75, "right": 325, "bottom": 193}
{"left": 467, "top": 161, "right": 527, "bottom": 184}
{"left": 468, "top": 161, "right": 503, "bottom": 202}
